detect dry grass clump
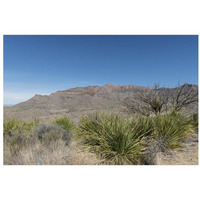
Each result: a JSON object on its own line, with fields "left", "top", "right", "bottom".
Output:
{"left": 4, "top": 139, "right": 70, "bottom": 165}
{"left": 34, "top": 124, "right": 72, "bottom": 145}
{"left": 3, "top": 119, "right": 39, "bottom": 155}
{"left": 4, "top": 118, "right": 73, "bottom": 165}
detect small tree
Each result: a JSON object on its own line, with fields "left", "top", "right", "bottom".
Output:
{"left": 125, "top": 83, "right": 198, "bottom": 116}
{"left": 170, "top": 83, "right": 198, "bottom": 112}
{"left": 126, "top": 84, "right": 170, "bottom": 116}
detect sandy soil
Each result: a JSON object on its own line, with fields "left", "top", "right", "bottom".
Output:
{"left": 156, "top": 133, "right": 198, "bottom": 165}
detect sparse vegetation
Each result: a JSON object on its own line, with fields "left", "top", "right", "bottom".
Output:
{"left": 4, "top": 139, "right": 71, "bottom": 165}
{"left": 3, "top": 110, "right": 197, "bottom": 165}
{"left": 125, "top": 83, "right": 198, "bottom": 116}
{"left": 3, "top": 82, "right": 198, "bottom": 165}
{"left": 126, "top": 84, "right": 170, "bottom": 116}
{"left": 170, "top": 83, "right": 198, "bottom": 112}
{"left": 3, "top": 119, "right": 39, "bottom": 155}
{"left": 3, "top": 118, "right": 72, "bottom": 164}
{"left": 191, "top": 113, "right": 198, "bottom": 132}
{"left": 34, "top": 123, "right": 72, "bottom": 145}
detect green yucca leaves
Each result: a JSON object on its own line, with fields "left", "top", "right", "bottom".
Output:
{"left": 129, "top": 115, "right": 154, "bottom": 138}
{"left": 152, "top": 112, "right": 194, "bottom": 151}
{"left": 76, "top": 113, "right": 148, "bottom": 165}
{"left": 3, "top": 119, "right": 39, "bottom": 136}
{"left": 4, "top": 111, "right": 196, "bottom": 165}
{"left": 76, "top": 112, "right": 195, "bottom": 164}
{"left": 190, "top": 113, "right": 198, "bottom": 133}
{"left": 151, "top": 98, "right": 162, "bottom": 115}
{"left": 51, "top": 116, "right": 73, "bottom": 131}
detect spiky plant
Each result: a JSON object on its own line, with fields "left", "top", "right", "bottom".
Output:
{"left": 151, "top": 98, "right": 162, "bottom": 115}
{"left": 3, "top": 119, "right": 19, "bottom": 136}
{"left": 152, "top": 112, "right": 194, "bottom": 151}
{"left": 190, "top": 113, "right": 198, "bottom": 133}
{"left": 129, "top": 115, "right": 154, "bottom": 138}
{"left": 3, "top": 119, "right": 38, "bottom": 136}
{"left": 76, "top": 113, "right": 149, "bottom": 165}
{"left": 51, "top": 116, "right": 73, "bottom": 131}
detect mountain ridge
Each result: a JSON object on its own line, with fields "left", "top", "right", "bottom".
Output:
{"left": 4, "top": 83, "right": 198, "bottom": 121}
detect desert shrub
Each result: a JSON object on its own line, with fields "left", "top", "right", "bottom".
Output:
{"left": 190, "top": 113, "right": 198, "bottom": 133}
{"left": 126, "top": 83, "right": 198, "bottom": 116}
{"left": 152, "top": 112, "right": 194, "bottom": 152}
{"left": 3, "top": 119, "right": 40, "bottom": 154}
{"left": 3, "top": 119, "right": 39, "bottom": 136}
{"left": 76, "top": 113, "right": 149, "bottom": 165}
{"left": 34, "top": 124, "right": 71, "bottom": 145}
{"left": 138, "top": 112, "right": 195, "bottom": 164}
{"left": 4, "top": 129, "right": 35, "bottom": 155}
{"left": 129, "top": 115, "right": 154, "bottom": 138}
{"left": 4, "top": 139, "right": 70, "bottom": 165}
{"left": 51, "top": 116, "right": 73, "bottom": 131}
{"left": 3, "top": 119, "right": 19, "bottom": 136}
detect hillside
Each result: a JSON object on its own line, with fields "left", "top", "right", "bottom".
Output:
{"left": 4, "top": 83, "right": 198, "bottom": 121}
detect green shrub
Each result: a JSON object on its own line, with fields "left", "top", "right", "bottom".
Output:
{"left": 3, "top": 119, "right": 40, "bottom": 155}
{"left": 76, "top": 113, "right": 149, "bottom": 165}
{"left": 3, "top": 119, "right": 39, "bottom": 136}
{"left": 152, "top": 112, "right": 194, "bottom": 151}
{"left": 4, "top": 129, "right": 34, "bottom": 155}
{"left": 150, "top": 98, "right": 162, "bottom": 115}
{"left": 191, "top": 113, "right": 198, "bottom": 133}
{"left": 34, "top": 124, "right": 71, "bottom": 145}
{"left": 129, "top": 115, "right": 154, "bottom": 138}
{"left": 51, "top": 116, "right": 73, "bottom": 131}
{"left": 4, "top": 119, "right": 19, "bottom": 136}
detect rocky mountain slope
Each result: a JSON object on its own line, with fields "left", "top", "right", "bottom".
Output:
{"left": 4, "top": 83, "right": 198, "bottom": 121}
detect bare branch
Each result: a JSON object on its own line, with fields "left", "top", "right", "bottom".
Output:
{"left": 125, "top": 83, "right": 198, "bottom": 116}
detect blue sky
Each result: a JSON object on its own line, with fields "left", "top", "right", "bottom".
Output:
{"left": 4, "top": 35, "right": 198, "bottom": 105}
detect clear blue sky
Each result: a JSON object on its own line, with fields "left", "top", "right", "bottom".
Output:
{"left": 4, "top": 35, "right": 198, "bottom": 105}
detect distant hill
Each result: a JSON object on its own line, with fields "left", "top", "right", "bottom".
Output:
{"left": 4, "top": 83, "right": 198, "bottom": 121}
{"left": 4, "top": 104, "right": 14, "bottom": 107}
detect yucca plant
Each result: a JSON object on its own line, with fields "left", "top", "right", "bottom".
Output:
{"left": 151, "top": 98, "right": 162, "bottom": 115}
{"left": 190, "top": 113, "right": 198, "bottom": 133}
{"left": 76, "top": 113, "right": 150, "bottom": 165}
{"left": 51, "top": 116, "right": 73, "bottom": 131}
{"left": 129, "top": 115, "right": 154, "bottom": 138}
{"left": 152, "top": 112, "right": 194, "bottom": 151}
{"left": 3, "top": 119, "right": 38, "bottom": 136}
{"left": 3, "top": 119, "right": 19, "bottom": 136}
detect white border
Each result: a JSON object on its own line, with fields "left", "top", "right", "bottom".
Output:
{"left": 0, "top": 1, "right": 199, "bottom": 200}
